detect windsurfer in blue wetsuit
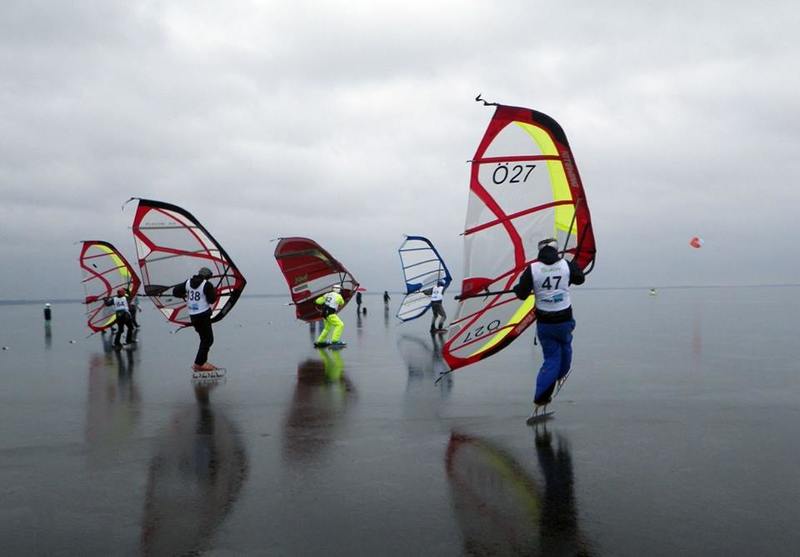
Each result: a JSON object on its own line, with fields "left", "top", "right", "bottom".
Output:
{"left": 173, "top": 267, "right": 218, "bottom": 372}
{"left": 513, "top": 238, "right": 585, "bottom": 419}
{"left": 104, "top": 287, "right": 134, "bottom": 349}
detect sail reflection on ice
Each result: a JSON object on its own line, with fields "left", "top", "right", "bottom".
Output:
{"left": 282, "top": 351, "right": 357, "bottom": 464}
{"left": 445, "top": 430, "right": 593, "bottom": 556}
{"left": 140, "top": 385, "right": 248, "bottom": 556}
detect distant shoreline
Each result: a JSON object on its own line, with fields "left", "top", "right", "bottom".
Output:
{"left": 3, "top": 284, "right": 800, "bottom": 306}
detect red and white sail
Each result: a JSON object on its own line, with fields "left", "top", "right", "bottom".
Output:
{"left": 274, "top": 237, "right": 359, "bottom": 322}
{"left": 129, "top": 198, "right": 246, "bottom": 326}
{"left": 443, "top": 102, "right": 596, "bottom": 370}
{"left": 79, "top": 240, "right": 141, "bottom": 332}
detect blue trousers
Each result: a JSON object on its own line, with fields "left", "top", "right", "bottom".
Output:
{"left": 534, "top": 319, "right": 575, "bottom": 404}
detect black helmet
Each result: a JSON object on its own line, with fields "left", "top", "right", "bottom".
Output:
{"left": 198, "top": 267, "right": 213, "bottom": 279}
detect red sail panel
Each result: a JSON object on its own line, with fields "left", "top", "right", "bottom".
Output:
{"left": 274, "top": 237, "right": 359, "bottom": 322}
{"left": 79, "top": 240, "right": 141, "bottom": 333}
{"left": 443, "top": 103, "right": 595, "bottom": 370}
{"left": 130, "top": 198, "right": 246, "bottom": 326}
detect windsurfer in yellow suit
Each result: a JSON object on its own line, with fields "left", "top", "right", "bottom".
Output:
{"left": 314, "top": 284, "right": 346, "bottom": 347}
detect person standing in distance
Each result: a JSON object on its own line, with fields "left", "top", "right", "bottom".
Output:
{"left": 513, "top": 238, "right": 585, "bottom": 418}
{"left": 173, "top": 267, "right": 218, "bottom": 371}
{"left": 314, "top": 284, "right": 346, "bottom": 347}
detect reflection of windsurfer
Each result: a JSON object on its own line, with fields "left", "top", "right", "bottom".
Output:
{"left": 100, "top": 328, "right": 114, "bottom": 353}
{"left": 513, "top": 238, "right": 585, "bottom": 418}
{"left": 282, "top": 351, "right": 355, "bottom": 464}
{"left": 534, "top": 428, "right": 593, "bottom": 555}
{"left": 356, "top": 309, "right": 364, "bottom": 338}
{"left": 114, "top": 342, "right": 136, "bottom": 376}
{"left": 429, "top": 334, "right": 450, "bottom": 386}
{"left": 446, "top": 430, "right": 593, "bottom": 556}
{"left": 140, "top": 383, "right": 247, "bottom": 556}
{"left": 398, "top": 334, "right": 452, "bottom": 401}
{"left": 85, "top": 352, "right": 140, "bottom": 458}
{"left": 173, "top": 267, "right": 218, "bottom": 372}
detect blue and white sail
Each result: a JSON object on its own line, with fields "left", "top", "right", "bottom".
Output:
{"left": 396, "top": 235, "right": 453, "bottom": 322}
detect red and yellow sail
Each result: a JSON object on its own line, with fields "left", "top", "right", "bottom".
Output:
{"left": 79, "top": 240, "right": 141, "bottom": 332}
{"left": 443, "top": 102, "right": 596, "bottom": 370}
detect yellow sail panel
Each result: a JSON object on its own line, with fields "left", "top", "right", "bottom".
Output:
{"left": 517, "top": 122, "right": 558, "bottom": 156}
{"left": 79, "top": 240, "right": 141, "bottom": 333}
{"left": 518, "top": 122, "right": 574, "bottom": 235}
{"left": 97, "top": 243, "right": 132, "bottom": 282}
{"left": 469, "top": 295, "right": 535, "bottom": 357}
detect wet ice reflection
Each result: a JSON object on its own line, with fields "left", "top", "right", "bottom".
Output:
{"left": 282, "top": 349, "right": 358, "bottom": 464}
{"left": 140, "top": 383, "right": 248, "bottom": 556}
{"left": 85, "top": 349, "right": 140, "bottom": 462}
{"left": 398, "top": 332, "right": 452, "bottom": 401}
{"left": 446, "top": 427, "right": 594, "bottom": 556}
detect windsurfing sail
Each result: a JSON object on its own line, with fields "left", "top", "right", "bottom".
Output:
{"left": 443, "top": 100, "right": 596, "bottom": 370}
{"left": 273, "top": 237, "right": 359, "bottom": 321}
{"left": 79, "top": 240, "right": 141, "bottom": 333}
{"left": 396, "top": 235, "right": 453, "bottom": 322}
{"left": 128, "top": 198, "right": 246, "bottom": 326}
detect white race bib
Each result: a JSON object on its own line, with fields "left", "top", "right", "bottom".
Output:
{"left": 531, "top": 259, "right": 572, "bottom": 312}
{"left": 186, "top": 279, "right": 211, "bottom": 315}
{"left": 113, "top": 296, "right": 129, "bottom": 312}
{"left": 324, "top": 292, "right": 339, "bottom": 310}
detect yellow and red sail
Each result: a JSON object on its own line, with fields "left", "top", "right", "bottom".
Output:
{"left": 79, "top": 240, "right": 141, "bottom": 333}
{"left": 443, "top": 102, "right": 596, "bottom": 370}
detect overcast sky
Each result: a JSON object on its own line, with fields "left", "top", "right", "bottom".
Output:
{"left": 1, "top": 0, "right": 798, "bottom": 301}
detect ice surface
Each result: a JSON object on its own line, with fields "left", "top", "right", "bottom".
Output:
{"left": 1, "top": 288, "right": 799, "bottom": 555}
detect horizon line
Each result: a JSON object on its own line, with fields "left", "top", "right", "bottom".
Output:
{"left": 3, "top": 283, "right": 800, "bottom": 306}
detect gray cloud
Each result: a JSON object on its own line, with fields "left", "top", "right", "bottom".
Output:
{"left": 2, "top": 1, "right": 799, "bottom": 302}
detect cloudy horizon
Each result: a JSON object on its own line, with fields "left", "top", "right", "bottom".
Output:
{"left": 2, "top": 1, "right": 799, "bottom": 302}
